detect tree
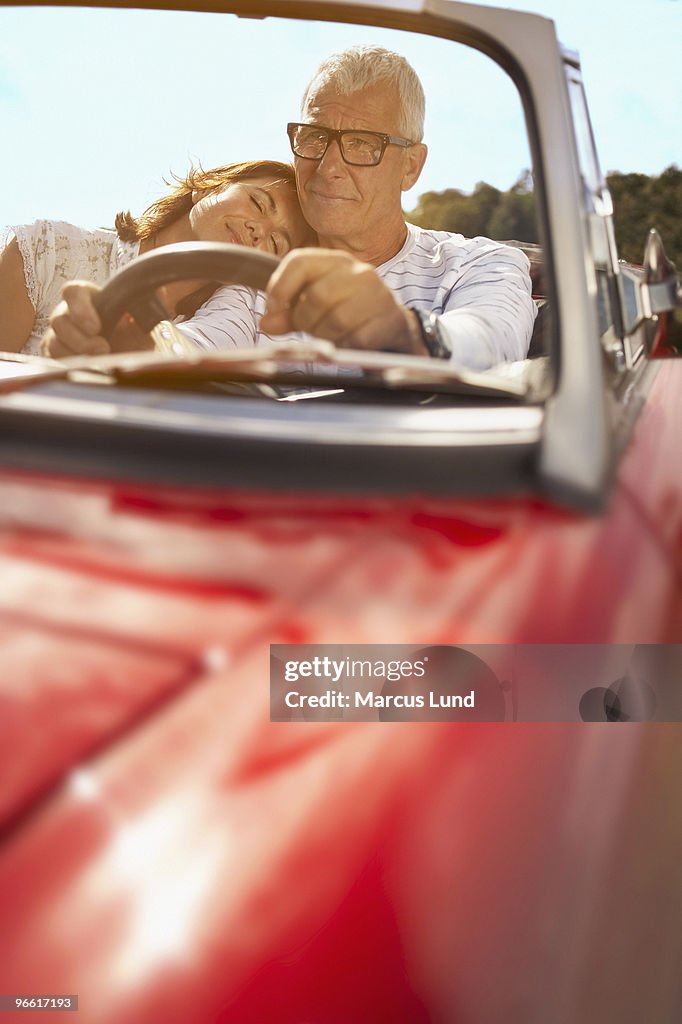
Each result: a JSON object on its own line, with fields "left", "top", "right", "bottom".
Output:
{"left": 406, "top": 171, "right": 537, "bottom": 242}
{"left": 488, "top": 177, "right": 537, "bottom": 242}
{"left": 406, "top": 165, "right": 681, "bottom": 269}
{"left": 607, "top": 165, "right": 682, "bottom": 266}
{"left": 408, "top": 181, "right": 501, "bottom": 237}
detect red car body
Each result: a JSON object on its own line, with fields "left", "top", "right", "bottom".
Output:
{"left": 0, "top": 356, "right": 679, "bottom": 1021}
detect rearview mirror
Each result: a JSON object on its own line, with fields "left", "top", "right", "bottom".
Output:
{"left": 621, "top": 230, "right": 682, "bottom": 357}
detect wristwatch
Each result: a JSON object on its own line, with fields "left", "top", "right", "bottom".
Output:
{"left": 411, "top": 308, "right": 453, "bottom": 360}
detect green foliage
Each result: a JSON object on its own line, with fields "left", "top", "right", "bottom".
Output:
{"left": 406, "top": 165, "right": 682, "bottom": 268}
{"left": 406, "top": 171, "right": 538, "bottom": 243}
{"left": 407, "top": 182, "right": 499, "bottom": 237}
{"left": 606, "top": 165, "right": 682, "bottom": 267}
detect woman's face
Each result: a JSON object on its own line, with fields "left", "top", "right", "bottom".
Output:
{"left": 188, "top": 176, "right": 313, "bottom": 256}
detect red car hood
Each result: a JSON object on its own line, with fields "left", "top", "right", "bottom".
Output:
{"left": 0, "top": 361, "right": 680, "bottom": 1022}
{"left": 0, "top": 433, "right": 678, "bottom": 833}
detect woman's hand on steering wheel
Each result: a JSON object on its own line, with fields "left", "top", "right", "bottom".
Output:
{"left": 42, "top": 243, "right": 279, "bottom": 359}
{"left": 42, "top": 281, "right": 154, "bottom": 358}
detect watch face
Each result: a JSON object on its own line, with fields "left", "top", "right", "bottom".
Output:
{"left": 426, "top": 314, "right": 452, "bottom": 360}
{"left": 412, "top": 309, "right": 451, "bottom": 360}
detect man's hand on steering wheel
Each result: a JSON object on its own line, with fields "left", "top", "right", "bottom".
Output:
{"left": 261, "top": 248, "right": 429, "bottom": 356}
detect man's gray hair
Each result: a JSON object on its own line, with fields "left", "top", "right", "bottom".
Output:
{"left": 301, "top": 45, "right": 425, "bottom": 142}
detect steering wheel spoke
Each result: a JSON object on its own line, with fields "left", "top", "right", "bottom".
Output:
{"left": 127, "top": 292, "right": 174, "bottom": 334}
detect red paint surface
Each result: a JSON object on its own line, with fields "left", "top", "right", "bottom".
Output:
{"left": 0, "top": 362, "right": 680, "bottom": 1021}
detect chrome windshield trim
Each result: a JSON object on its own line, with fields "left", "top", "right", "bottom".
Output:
{"left": 0, "top": 388, "right": 543, "bottom": 448}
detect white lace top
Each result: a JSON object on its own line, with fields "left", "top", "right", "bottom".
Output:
{"left": 2, "top": 220, "right": 139, "bottom": 354}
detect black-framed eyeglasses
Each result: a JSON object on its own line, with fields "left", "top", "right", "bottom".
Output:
{"left": 287, "top": 122, "right": 415, "bottom": 167}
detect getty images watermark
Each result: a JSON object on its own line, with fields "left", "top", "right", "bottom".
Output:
{"left": 270, "top": 644, "right": 682, "bottom": 722}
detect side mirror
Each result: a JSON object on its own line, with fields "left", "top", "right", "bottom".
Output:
{"left": 620, "top": 230, "right": 682, "bottom": 357}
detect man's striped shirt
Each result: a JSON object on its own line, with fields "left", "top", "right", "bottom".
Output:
{"left": 178, "top": 223, "right": 537, "bottom": 371}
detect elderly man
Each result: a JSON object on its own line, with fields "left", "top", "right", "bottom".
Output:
{"left": 44, "top": 46, "right": 536, "bottom": 370}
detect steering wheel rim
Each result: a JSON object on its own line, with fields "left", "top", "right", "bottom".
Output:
{"left": 92, "top": 241, "right": 280, "bottom": 339}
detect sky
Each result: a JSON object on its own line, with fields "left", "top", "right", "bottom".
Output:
{"left": 0, "top": 0, "right": 680, "bottom": 229}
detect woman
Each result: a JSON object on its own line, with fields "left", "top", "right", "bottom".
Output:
{"left": 0, "top": 160, "right": 313, "bottom": 355}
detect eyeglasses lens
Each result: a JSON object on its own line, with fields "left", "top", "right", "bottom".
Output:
{"left": 291, "top": 126, "right": 383, "bottom": 166}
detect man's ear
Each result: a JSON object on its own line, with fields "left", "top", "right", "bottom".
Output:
{"left": 401, "top": 143, "right": 428, "bottom": 192}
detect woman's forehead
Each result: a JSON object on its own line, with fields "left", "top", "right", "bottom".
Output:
{"left": 243, "top": 175, "right": 294, "bottom": 199}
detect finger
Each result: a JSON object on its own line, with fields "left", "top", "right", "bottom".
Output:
{"left": 266, "top": 249, "right": 351, "bottom": 309}
{"left": 263, "top": 258, "right": 366, "bottom": 337}
{"left": 41, "top": 332, "right": 109, "bottom": 359}
{"left": 288, "top": 291, "right": 353, "bottom": 338}
{"left": 40, "top": 327, "right": 74, "bottom": 359}
{"left": 311, "top": 298, "right": 392, "bottom": 350}
{"left": 288, "top": 266, "right": 379, "bottom": 337}
{"left": 261, "top": 264, "right": 340, "bottom": 336}
{"left": 42, "top": 312, "right": 111, "bottom": 358}
{"left": 261, "top": 275, "right": 350, "bottom": 338}
{"left": 259, "top": 307, "right": 295, "bottom": 336}
{"left": 61, "top": 280, "right": 103, "bottom": 334}
{"left": 333, "top": 310, "right": 400, "bottom": 350}
{"left": 292, "top": 260, "right": 399, "bottom": 338}
{"left": 263, "top": 290, "right": 386, "bottom": 346}
{"left": 333, "top": 299, "right": 423, "bottom": 352}
{"left": 262, "top": 278, "right": 389, "bottom": 341}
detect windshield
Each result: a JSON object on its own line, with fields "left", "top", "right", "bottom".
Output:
{"left": 0, "top": 3, "right": 550, "bottom": 496}
{"left": 0, "top": 4, "right": 546, "bottom": 388}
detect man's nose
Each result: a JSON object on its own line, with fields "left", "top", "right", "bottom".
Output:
{"left": 316, "top": 138, "right": 346, "bottom": 176}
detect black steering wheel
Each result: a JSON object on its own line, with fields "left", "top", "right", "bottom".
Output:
{"left": 92, "top": 241, "right": 280, "bottom": 339}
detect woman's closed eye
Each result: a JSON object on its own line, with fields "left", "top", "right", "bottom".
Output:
{"left": 249, "top": 189, "right": 289, "bottom": 255}
{"left": 271, "top": 233, "right": 289, "bottom": 256}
